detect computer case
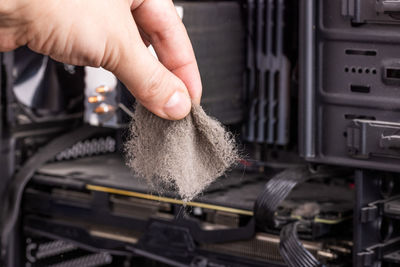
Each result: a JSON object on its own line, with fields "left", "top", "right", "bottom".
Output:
{"left": 0, "top": 0, "right": 400, "bottom": 267}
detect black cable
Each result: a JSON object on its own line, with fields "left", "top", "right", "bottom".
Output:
{"left": 279, "top": 221, "right": 324, "bottom": 267}
{"left": 253, "top": 166, "right": 343, "bottom": 267}
{"left": 253, "top": 165, "right": 351, "bottom": 230}
{"left": 253, "top": 167, "right": 309, "bottom": 229}
{"left": 0, "top": 126, "right": 98, "bottom": 263}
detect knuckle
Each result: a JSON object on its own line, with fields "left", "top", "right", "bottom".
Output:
{"left": 138, "top": 68, "right": 167, "bottom": 101}
{"left": 148, "top": 22, "right": 180, "bottom": 45}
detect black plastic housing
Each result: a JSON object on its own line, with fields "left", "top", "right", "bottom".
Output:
{"left": 299, "top": 0, "right": 400, "bottom": 173}
{"left": 177, "top": 1, "right": 246, "bottom": 124}
{"left": 244, "top": 0, "right": 291, "bottom": 145}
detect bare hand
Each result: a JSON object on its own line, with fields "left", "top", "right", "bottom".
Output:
{"left": 0, "top": 0, "right": 202, "bottom": 120}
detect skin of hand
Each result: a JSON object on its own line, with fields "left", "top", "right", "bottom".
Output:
{"left": 0, "top": 0, "right": 202, "bottom": 120}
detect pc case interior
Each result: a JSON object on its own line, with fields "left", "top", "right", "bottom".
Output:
{"left": 1, "top": 0, "right": 400, "bottom": 266}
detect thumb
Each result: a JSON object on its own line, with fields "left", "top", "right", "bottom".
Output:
{"left": 108, "top": 19, "right": 191, "bottom": 120}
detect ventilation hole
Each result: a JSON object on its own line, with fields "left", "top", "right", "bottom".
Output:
{"left": 351, "top": 84, "right": 370, "bottom": 93}
{"left": 352, "top": 67, "right": 356, "bottom": 73}
{"left": 345, "top": 49, "right": 377, "bottom": 56}
{"left": 372, "top": 69, "right": 377, "bottom": 74}
{"left": 343, "top": 132, "right": 348, "bottom": 138}
{"left": 358, "top": 68, "right": 363, "bottom": 74}
{"left": 344, "top": 67, "right": 349, "bottom": 72}
{"left": 344, "top": 114, "right": 376, "bottom": 120}
{"left": 365, "top": 68, "right": 370, "bottom": 74}
{"left": 386, "top": 68, "right": 400, "bottom": 80}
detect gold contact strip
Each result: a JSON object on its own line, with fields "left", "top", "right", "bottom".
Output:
{"left": 313, "top": 216, "right": 352, "bottom": 225}
{"left": 290, "top": 215, "right": 351, "bottom": 225}
{"left": 86, "top": 184, "right": 347, "bottom": 224}
{"left": 86, "top": 184, "right": 254, "bottom": 216}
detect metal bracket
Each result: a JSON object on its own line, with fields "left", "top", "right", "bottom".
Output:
{"left": 346, "top": 120, "right": 400, "bottom": 159}
{"left": 377, "top": 0, "right": 400, "bottom": 14}
{"left": 357, "top": 237, "right": 400, "bottom": 267}
{"left": 360, "top": 196, "right": 400, "bottom": 223}
{"left": 360, "top": 205, "right": 379, "bottom": 223}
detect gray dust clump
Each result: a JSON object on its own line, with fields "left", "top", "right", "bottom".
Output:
{"left": 125, "top": 103, "right": 239, "bottom": 201}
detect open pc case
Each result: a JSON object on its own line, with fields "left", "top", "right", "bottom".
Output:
{"left": 0, "top": 0, "right": 399, "bottom": 266}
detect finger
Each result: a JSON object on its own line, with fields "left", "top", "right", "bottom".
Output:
{"left": 132, "top": 0, "right": 202, "bottom": 104}
{"left": 103, "top": 10, "right": 191, "bottom": 120}
{"left": 137, "top": 26, "right": 151, "bottom": 47}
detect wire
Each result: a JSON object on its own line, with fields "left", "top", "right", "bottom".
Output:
{"left": 118, "top": 103, "right": 134, "bottom": 118}
{"left": 0, "top": 126, "right": 98, "bottom": 264}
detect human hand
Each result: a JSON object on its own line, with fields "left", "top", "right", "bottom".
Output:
{"left": 0, "top": 0, "right": 201, "bottom": 120}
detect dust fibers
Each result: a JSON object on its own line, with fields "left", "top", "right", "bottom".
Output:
{"left": 125, "top": 103, "right": 238, "bottom": 201}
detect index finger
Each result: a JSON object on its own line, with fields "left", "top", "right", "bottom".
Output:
{"left": 131, "top": 0, "right": 202, "bottom": 104}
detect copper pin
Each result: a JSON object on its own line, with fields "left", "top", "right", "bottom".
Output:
{"left": 94, "top": 103, "right": 115, "bottom": 114}
{"left": 95, "top": 85, "right": 113, "bottom": 94}
{"left": 88, "top": 95, "right": 105, "bottom": 103}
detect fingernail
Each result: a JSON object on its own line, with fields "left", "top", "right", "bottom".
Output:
{"left": 164, "top": 91, "right": 191, "bottom": 120}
